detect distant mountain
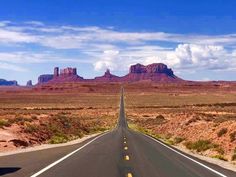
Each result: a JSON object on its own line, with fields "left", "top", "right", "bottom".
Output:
{"left": 37, "top": 63, "right": 183, "bottom": 84}
{"left": 0, "top": 79, "right": 18, "bottom": 86}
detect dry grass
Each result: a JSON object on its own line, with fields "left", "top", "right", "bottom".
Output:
{"left": 126, "top": 91, "right": 236, "bottom": 162}
{"left": 0, "top": 91, "right": 119, "bottom": 149}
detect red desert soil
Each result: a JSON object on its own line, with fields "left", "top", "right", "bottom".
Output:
{"left": 0, "top": 82, "right": 236, "bottom": 166}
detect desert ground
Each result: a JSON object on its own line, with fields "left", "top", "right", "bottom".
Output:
{"left": 0, "top": 82, "right": 236, "bottom": 166}
{"left": 0, "top": 85, "right": 120, "bottom": 152}
{"left": 124, "top": 84, "right": 236, "bottom": 165}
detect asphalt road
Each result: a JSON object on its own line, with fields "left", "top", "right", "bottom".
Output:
{"left": 0, "top": 88, "right": 236, "bottom": 177}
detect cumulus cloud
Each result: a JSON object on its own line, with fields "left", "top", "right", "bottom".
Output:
{"left": 0, "top": 21, "right": 236, "bottom": 75}
{"left": 94, "top": 50, "right": 120, "bottom": 71}
{"left": 165, "top": 44, "right": 233, "bottom": 70}
{"left": 93, "top": 44, "right": 236, "bottom": 73}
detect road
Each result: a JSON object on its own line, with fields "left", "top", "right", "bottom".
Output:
{"left": 0, "top": 88, "right": 236, "bottom": 177}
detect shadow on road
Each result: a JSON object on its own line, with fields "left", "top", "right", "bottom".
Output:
{"left": 0, "top": 167, "right": 21, "bottom": 176}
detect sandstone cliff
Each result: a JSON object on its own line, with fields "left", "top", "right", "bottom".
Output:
{"left": 37, "top": 63, "right": 183, "bottom": 84}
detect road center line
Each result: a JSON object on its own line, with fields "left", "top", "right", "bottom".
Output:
{"left": 142, "top": 133, "right": 227, "bottom": 177}
{"left": 31, "top": 132, "right": 110, "bottom": 177}
{"left": 125, "top": 155, "right": 130, "bottom": 161}
{"left": 127, "top": 172, "right": 133, "bottom": 177}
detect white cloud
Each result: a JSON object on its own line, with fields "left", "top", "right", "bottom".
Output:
{"left": 0, "top": 62, "right": 27, "bottom": 72}
{"left": 0, "top": 29, "right": 36, "bottom": 43}
{"left": 0, "top": 21, "right": 11, "bottom": 27}
{"left": 24, "top": 21, "right": 44, "bottom": 26}
{"left": 1, "top": 22, "right": 236, "bottom": 47}
{"left": 165, "top": 44, "right": 233, "bottom": 70}
{"left": 93, "top": 44, "right": 236, "bottom": 73}
{"left": 94, "top": 50, "right": 120, "bottom": 71}
{"left": 0, "top": 21, "right": 236, "bottom": 75}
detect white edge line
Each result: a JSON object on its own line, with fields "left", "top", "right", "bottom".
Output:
{"left": 31, "top": 132, "right": 109, "bottom": 177}
{"left": 142, "top": 133, "right": 228, "bottom": 177}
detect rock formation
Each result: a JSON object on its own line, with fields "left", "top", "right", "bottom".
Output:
{"left": 0, "top": 79, "right": 18, "bottom": 86}
{"left": 60, "top": 67, "right": 77, "bottom": 76}
{"left": 94, "top": 69, "right": 121, "bottom": 82}
{"left": 54, "top": 67, "right": 59, "bottom": 77}
{"left": 129, "top": 63, "right": 174, "bottom": 75}
{"left": 37, "top": 63, "right": 183, "bottom": 84}
{"left": 26, "top": 80, "right": 33, "bottom": 86}
{"left": 122, "top": 63, "right": 181, "bottom": 82}
{"left": 38, "top": 74, "right": 54, "bottom": 84}
{"left": 38, "top": 67, "right": 83, "bottom": 84}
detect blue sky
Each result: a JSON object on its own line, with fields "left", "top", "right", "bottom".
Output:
{"left": 0, "top": 0, "right": 236, "bottom": 84}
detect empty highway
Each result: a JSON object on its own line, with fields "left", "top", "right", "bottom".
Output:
{"left": 0, "top": 89, "right": 236, "bottom": 177}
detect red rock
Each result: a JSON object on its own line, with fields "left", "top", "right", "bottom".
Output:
{"left": 60, "top": 67, "right": 77, "bottom": 76}
{"left": 38, "top": 74, "right": 54, "bottom": 84}
{"left": 122, "top": 63, "right": 181, "bottom": 82}
{"left": 37, "top": 63, "right": 183, "bottom": 84}
{"left": 94, "top": 69, "right": 121, "bottom": 82}
{"left": 54, "top": 67, "right": 59, "bottom": 77}
{"left": 26, "top": 80, "right": 33, "bottom": 86}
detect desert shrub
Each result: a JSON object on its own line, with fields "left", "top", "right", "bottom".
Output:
{"left": 9, "top": 116, "right": 28, "bottom": 125}
{"left": 215, "top": 147, "right": 225, "bottom": 155}
{"left": 174, "top": 137, "right": 185, "bottom": 144}
{"left": 49, "top": 133, "right": 69, "bottom": 144}
{"left": 230, "top": 131, "right": 236, "bottom": 142}
{"left": 217, "top": 128, "right": 228, "bottom": 137}
{"left": 0, "top": 119, "right": 11, "bottom": 128}
{"left": 47, "top": 123, "right": 60, "bottom": 134}
{"left": 231, "top": 147, "right": 236, "bottom": 161}
{"left": 232, "top": 154, "right": 236, "bottom": 161}
{"left": 185, "top": 116, "right": 200, "bottom": 126}
{"left": 53, "top": 113, "right": 71, "bottom": 129}
{"left": 156, "top": 115, "right": 165, "bottom": 119}
{"left": 184, "top": 140, "right": 218, "bottom": 152}
{"left": 212, "top": 155, "right": 227, "bottom": 161}
{"left": 88, "top": 126, "right": 108, "bottom": 134}
{"left": 166, "top": 139, "right": 175, "bottom": 145}
{"left": 76, "top": 131, "right": 84, "bottom": 138}
{"left": 128, "top": 123, "right": 151, "bottom": 135}
{"left": 24, "top": 124, "right": 39, "bottom": 133}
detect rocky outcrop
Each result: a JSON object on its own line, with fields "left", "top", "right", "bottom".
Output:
{"left": 123, "top": 63, "right": 181, "bottom": 82}
{"left": 0, "top": 79, "right": 18, "bottom": 86}
{"left": 38, "top": 67, "right": 83, "bottom": 84}
{"left": 37, "top": 63, "right": 183, "bottom": 84}
{"left": 26, "top": 80, "right": 33, "bottom": 87}
{"left": 60, "top": 67, "right": 77, "bottom": 76}
{"left": 54, "top": 67, "right": 59, "bottom": 77}
{"left": 129, "top": 63, "right": 174, "bottom": 76}
{"left": 38, "top": 74, "right": 54, "bottom": 84}
{"left": 94, "top": 69, "right": 120, "bottom": 82}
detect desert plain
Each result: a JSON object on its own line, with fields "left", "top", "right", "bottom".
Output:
{"left": 0, "top": 82, "right": 236, "bottom": 166}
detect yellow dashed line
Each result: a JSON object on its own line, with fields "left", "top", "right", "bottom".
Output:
{"left": 125, "top": 155, "right": 130, "bottom": 161}
{"left": 124, "top": 146, "right": 128, "bottom": 150}
{"left": 126, "top": 172, "right": 133, "bottom": 177}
